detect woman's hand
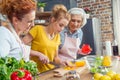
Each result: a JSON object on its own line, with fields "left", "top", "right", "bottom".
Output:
{"left": 38, "top": 53, "right": 49, "bottom": 64}
{"left": 60, "top": 60, "right": 70, "bottom": 67}
{"left": 54, "top": 56, "right": 70, "bottom": 67}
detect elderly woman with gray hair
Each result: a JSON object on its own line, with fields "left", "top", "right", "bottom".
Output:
{"left": 59, "top": 8, "right": 90, "bottom": 61}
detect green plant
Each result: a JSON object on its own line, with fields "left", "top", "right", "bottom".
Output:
{"left": 0, "top": 57, "right": 39, "bottom": 80}
{"left": 37, "top": 2, "right": 46, "bottom": 8}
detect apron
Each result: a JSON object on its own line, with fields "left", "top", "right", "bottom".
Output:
{"left": 9, "top": 23, "right": 30, "bottom": 62}
{"left": 59, "top": 33, "right": 81, "bottom": 61}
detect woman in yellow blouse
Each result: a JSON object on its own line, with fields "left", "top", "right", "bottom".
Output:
{"left": 23, "top": 4, "right": 70, "bottom": 72}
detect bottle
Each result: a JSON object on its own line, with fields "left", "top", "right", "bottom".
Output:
{"left": 102, "top": 41, "right": 112, "bottom": 67}
{"left": 112, "top": 40, "right": 119, "bottom": 55}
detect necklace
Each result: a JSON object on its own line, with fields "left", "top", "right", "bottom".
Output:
{"left": 45, "top": 26, "right": 55, "bottom": 40}
{"left": 48, "top": 33, "right": 55, "bottom": 40}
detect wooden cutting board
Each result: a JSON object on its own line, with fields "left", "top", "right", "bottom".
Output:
{"left": 53, "top": 65, "right": 87, "bottom": 77}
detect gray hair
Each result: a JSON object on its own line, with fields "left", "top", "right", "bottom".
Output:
{"left": 68, "top": 8, "right": 87, "bottom": 28}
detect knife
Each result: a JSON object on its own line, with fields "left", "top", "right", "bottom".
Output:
{"left": 49, "top": 62, "right": 60, "bottom": 67}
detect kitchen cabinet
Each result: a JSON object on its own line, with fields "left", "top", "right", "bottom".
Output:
{"left": 35, "top": 11, "right": 51, "bottom": 25}
{"left": 35, "top": 0, "right": 77, "bottom": 25}
{"left": 37, "top": 0, "right": 77, "bottom": 11}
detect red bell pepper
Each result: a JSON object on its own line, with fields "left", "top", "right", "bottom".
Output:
{"left": 81, "top": 44, "right": 92, "bottom": 54}
{"left": 11, "top": 68, "right": 32, "bottom": 80}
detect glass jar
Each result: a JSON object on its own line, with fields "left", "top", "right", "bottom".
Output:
{"left": 64, "top": 70, "right": 80, "bottom": 80}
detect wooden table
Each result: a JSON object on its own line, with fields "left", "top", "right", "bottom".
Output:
{"left": 34, "top": 56, "right": 120, "bottom": 80}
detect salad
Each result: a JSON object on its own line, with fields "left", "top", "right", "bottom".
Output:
{"left": 89, "top": 56, "right": 109, "bottom": 74}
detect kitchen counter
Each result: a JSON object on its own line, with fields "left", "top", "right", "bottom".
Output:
{"left": 34, "top": 67, "right": 92, "bottom": 80}
{"left": 34, "top": 56, "right": 120, "bottom": 80}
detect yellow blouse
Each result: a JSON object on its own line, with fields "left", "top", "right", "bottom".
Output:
{"left": 29, "top": 25, "right": 60, "bottom": 72}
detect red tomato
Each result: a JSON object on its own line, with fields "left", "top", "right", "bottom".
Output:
{"left": 81, "top": 44, "right": 92, "bottom": 54}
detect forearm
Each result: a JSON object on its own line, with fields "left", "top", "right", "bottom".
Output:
{"left": 30, "top": 50, "right": 42, "bottom": 57}
{"left": 53, "top": 50, "right": 62, "bottom": 64}
{"left": 30, "top": 50, "right": 49, "bottom": 64}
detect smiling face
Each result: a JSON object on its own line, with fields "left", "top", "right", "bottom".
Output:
{"left": 13, "top": 10, "right": 36, "bottom": 34}
{"left": 69, "top": 14, "right": 83, "bottom": 33}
